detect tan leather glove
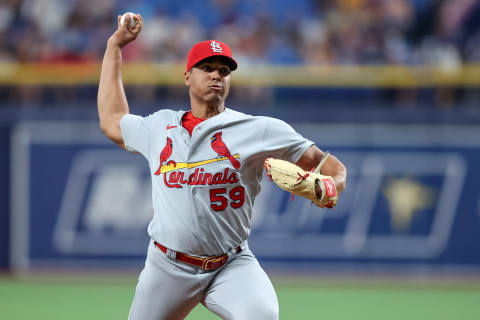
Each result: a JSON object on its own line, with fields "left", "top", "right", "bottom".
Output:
{"left": 264, "top": 152, "right": 338, "bottom": 208}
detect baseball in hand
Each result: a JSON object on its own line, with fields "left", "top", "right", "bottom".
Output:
{"left": 120, "top": 12, "right": 138, "bottom": 28}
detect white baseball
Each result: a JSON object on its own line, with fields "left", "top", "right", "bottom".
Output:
{"left": 120, "top": 12, "right": 137, "bottom": 28}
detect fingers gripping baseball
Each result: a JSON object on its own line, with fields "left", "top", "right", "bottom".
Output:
{"left": 112, "top": 13, "right": 143, "bottom": 48}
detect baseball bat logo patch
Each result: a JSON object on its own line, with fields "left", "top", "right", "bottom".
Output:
{"left": 154, "top": 133, "right": 241, "bottom": 189}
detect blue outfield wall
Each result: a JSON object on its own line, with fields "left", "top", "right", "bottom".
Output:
{"left": 0, "top": 125, "right": 10, "bottom": 270}
{"left": 2, "top": 106, "right": 480, "bottom": 272}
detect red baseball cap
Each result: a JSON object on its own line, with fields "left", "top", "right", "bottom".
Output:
{"left": 186, "top": 40, "right": 238, "bottom": 72}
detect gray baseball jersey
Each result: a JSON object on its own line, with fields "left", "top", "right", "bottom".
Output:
{"left": 120, "top": 107, "right": 313, "bottom": 256}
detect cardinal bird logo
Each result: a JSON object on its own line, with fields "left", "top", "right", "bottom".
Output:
{"left": 211, "top": 132, "right": 241, "bottom": 169}
{"left": 154, "top": 137, "right": 174, "bottom": 175}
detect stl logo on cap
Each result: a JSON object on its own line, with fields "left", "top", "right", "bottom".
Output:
{"left": 186, "top": 40, "right": 237, "bottom": 71}
{"left": 210, "top": 41, "right": 223, "bottom": 53}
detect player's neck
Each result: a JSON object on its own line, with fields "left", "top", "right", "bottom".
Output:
{"left": 190, "top": 100, "right": 225, "bottom": 119}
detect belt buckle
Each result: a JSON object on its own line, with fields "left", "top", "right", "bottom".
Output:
{"left": 165, "top": 248, "right": 177, "bottom": 261}
{"left": 201, "top": 255, "right": 226, "bottom": 271}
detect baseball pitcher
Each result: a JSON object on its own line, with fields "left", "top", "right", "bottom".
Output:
{"left": 98, "top": 13, "right": 347, "bottom": 320}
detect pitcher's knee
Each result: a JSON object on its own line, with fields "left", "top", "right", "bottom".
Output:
{"left": 256, "top": 303, "right": 279, "bottom": 320}
{"left": 233, "top": 301, "right": 279, "bottom": 320}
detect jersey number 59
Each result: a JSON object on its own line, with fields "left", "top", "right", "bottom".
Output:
{"left": 209, "top": 187, "right": 245, "bottom": 212}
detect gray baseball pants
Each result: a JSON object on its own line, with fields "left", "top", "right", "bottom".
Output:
{"left": 128, "top": 240, "right": 279, "bottom": 320}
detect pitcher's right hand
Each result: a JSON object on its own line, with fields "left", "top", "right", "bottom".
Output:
{"left": 110, "top": 13, "right": 143, "bottom": 49}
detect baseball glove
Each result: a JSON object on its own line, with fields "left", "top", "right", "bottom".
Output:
{"left": 264, "top": 152, "right": 338, "bottom": 208}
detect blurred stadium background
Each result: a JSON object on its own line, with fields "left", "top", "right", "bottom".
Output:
{"left": 1, "top": 0, "right": 480, "bottom": 319}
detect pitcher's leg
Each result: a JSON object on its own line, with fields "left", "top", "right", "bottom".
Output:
{"left": 128, "top": 241, "right": 203, "bottom": 320}
{"left": 202, "top": 251, "right": 279, "bottom": 320}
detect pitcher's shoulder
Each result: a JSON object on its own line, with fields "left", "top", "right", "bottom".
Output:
{"left": 224, "top": 108, "right": 274, "bottom": 123}
{"left": 223, "top": 108, "right": 252, "bottom": 119}
{"left": 153, "top": 109, "right": 183, "bottom": 118}
{"left": 144, "top": 109, "right": 187, "bottom": 124}
{"left": 223, "top": 110, "right": 290, "bottom": 130}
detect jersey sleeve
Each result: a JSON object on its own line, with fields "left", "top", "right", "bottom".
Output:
{"left": 120, "top": 114, "right": 152, "bottom": 158}
{"left": 261, "top": 117, "right": 314, "bottom": 163}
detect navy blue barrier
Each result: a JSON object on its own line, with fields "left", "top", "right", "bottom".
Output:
{"left": 7, "top": 120, "right": 480, "bottom": 272}
{"left": 0, "top": 126, "right": 10, "bottom": 269}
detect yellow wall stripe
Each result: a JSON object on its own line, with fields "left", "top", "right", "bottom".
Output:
{"left": 1, "top": 63, "right": 479, "bottom": 87}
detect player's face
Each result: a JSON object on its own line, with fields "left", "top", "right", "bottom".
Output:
{"left": 185, "top": 57, "right": 231, "bottom": 105}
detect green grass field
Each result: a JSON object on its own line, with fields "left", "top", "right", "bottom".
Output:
{"left": 1, "top": 274, "right": 480, "bottom": 319}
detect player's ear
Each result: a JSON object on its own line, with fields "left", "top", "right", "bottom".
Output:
{"left": 184, "top": 71, "right": 191, "bottom": 86}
